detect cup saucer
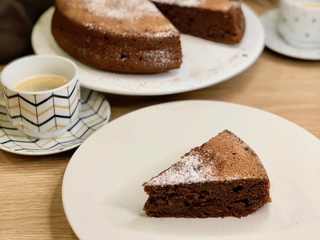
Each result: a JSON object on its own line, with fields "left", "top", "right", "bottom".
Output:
{"left": 259, "top": 9, "right": 320, "bottom": 60}
{"left": 0, "top": 88, "right": 111, "bottom": 155}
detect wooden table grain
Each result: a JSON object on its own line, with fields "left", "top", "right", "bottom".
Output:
{"left": 1, "top": 1, "right": 320, "bottom": 239}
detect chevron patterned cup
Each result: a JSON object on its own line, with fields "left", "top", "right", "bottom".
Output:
{"left": 1, "top": 55, "right": 81, "bottom": 139}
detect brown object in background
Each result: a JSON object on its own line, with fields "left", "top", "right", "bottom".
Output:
{"left": 0, "top": 0, "right": 54, "bottom": 64}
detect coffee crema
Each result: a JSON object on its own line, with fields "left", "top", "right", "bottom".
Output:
{"left": 15, "top": 74, "right": 69, "bottom": 92}
{"left": 298, "top": 1, "right": 320, "bottom": 8}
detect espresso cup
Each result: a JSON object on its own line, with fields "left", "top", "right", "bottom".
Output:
{"left": 0, "top": 55, "right": 81, "bottom": 139}
{"left": 277, "top": 0, "right": 320, "bottom": 49}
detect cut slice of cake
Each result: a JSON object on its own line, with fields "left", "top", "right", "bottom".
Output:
{"left": 151, "top": 0, "right": 245, "bottom": 44}
{"left": 143, "top": 130, "right": 271, "bottom": 218}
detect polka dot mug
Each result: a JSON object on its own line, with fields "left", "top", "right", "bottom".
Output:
{"left": 277, "top": 0, "right": 320, "bottom": 49}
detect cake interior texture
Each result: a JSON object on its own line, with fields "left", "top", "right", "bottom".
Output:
{"left": 151, "top": 0, "right": 245, "bottom": 44}
{"left": 143, "top": 130, "right": 271, "bottom": 218}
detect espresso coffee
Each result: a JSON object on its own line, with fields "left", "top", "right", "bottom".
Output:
{"left": 15, "top": 74, "right": 69, "bottom": 92}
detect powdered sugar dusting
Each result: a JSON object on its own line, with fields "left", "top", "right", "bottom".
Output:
{"left": 84, "top": 0, "right": 179, "bottom": 37}
{"left": 86, "top": 0, "right": 160, "bottom": 19}
{"left": 142, "top": 50, "right": 171, "bottom": 66}
{"left": 144, "top": 130, "right": 267, "bottom": 187}
{"left": 120, "top": 27, "right": 179, "bottom": 38}
{"left": 146, "top": 151, "right": 217, "bottom": 186}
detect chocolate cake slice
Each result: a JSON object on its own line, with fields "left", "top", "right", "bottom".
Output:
{"left": 143, "top": 130, "right": 271, "bottom": 218}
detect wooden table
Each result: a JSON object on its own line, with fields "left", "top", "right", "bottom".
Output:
{"left": 1, "top": 1, "right": 320, "bottom": 239}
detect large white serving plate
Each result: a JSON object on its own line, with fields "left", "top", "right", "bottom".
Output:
{"left": 62, "top": 100, "right": 320, "bottom": 240}
{"left": 32, "top": 4, "right": 264, "bottom": 96}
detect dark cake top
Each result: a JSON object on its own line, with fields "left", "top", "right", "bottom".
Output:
{"left": 144, "top": 130, "right": 269, "bottom": 186}
{"left": 55, "top": 0, "right": 180, "bottom": 37}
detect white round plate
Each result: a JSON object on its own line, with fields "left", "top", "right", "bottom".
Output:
{"left": 32, "top": 4, "right": 264, "bottom": 96}
{"left": 0, "top": 88, "right": 111, "bottom": 155}
{"left": 260, "top": 9, "right": 320, "bottom": 60}
{"left": 63, "top": 100, "right": 320, "bottom": 240}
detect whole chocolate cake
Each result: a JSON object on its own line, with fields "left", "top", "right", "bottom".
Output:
{"left": 143, "top": 130, "right": 271, "bottom": 218}
{"left": 51, "top": 0, "right": 182, "bottom": 74}
{"left": 51, "top": 0, "right": 245, "bottom": 74}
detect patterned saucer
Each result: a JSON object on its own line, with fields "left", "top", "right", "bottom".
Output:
{"left": 0, "top": 88, "right": 111, "bottom": 155}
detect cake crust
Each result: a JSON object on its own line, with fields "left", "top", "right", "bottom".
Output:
{"left": 143, "top": 130, "right": 271, "bottom": 218}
